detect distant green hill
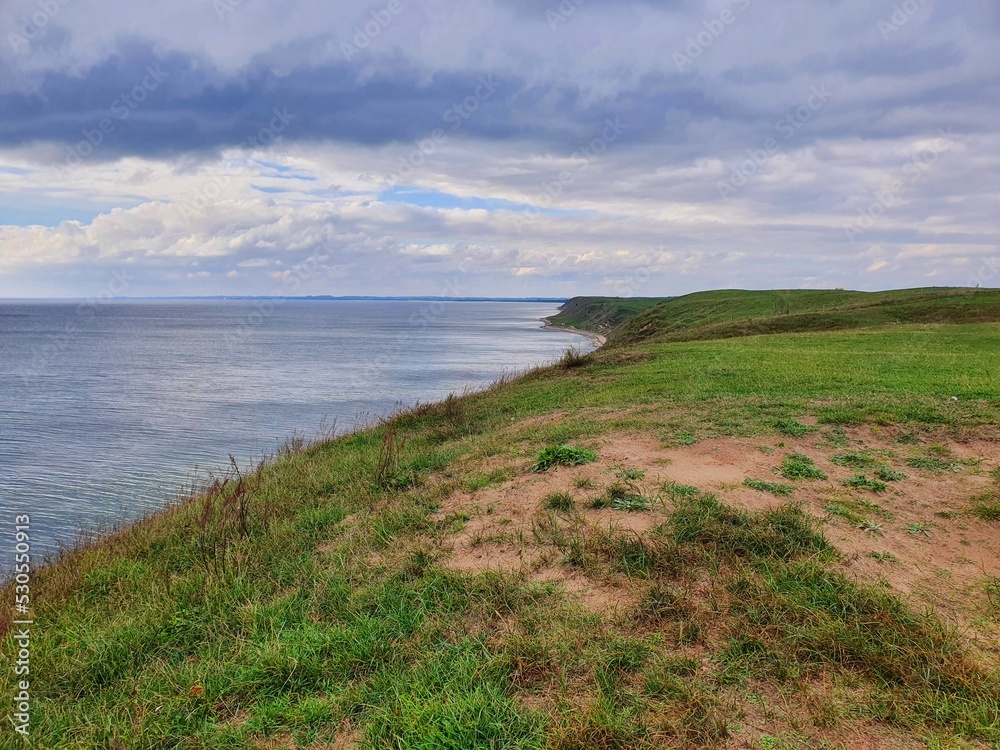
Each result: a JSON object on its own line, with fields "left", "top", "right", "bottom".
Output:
{"left": 546, "top": 296, "right": 665, "bottom": 334}
{"left": 551, "top": 287, "right": 1000, "bottom": 345}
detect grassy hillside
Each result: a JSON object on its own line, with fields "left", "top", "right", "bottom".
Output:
{"left": 606, "top": 287, "right": 1000, "bottom": 346}
{"left": 546, "top": 296, "right": 664, "bottom": 334}
{"left": 3, "top": 290, "right": 1000, "bottom": 748}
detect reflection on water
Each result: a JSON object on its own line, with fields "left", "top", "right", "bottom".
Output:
{"left": 0, "top": 300, "right": 590, "bottom": 569}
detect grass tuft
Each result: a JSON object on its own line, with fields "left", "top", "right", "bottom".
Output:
{"left": 603, "top": 483, "right": 649, "bottom": 512}
{"left": 773, "top": 418, "right": 817, "bottom": 437}
{"left": 841, "top": 475, "right": 889, "bottom": 493}
{"left": 907, "top": 456, "right": 963, "bottom": 472}
{"left": 970, "top": 490, "right": 1000, "bottom": 521}
{"left": 742, "top": 478, "right": 794, "bottom": 497}
{"left": 533, "top": 445, "right": 598, "bottom": 472}
{"left": 777, "top": 453, "right": 827, "bottom": 481}
{"left": 611, "top": 495, "right": 650, "bottom": 512}
{"left": 874, "top": 466, "right": 907, "bottom": 482}
{"left": 670, "top": 494, "right": 828, "bottom": 561}
{"left": 830, "top": 451, "right": 877, "bottom": 469}
{"left": 560, "top": 346, "right": 592, "bottom": 369}
{"left": 544, "top": 492, "right": 576, "bottom": 512}
{"left": 868, "top": 550, "right": 898, "bottom": 562}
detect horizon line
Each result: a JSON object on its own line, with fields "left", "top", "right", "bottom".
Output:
{"left": 0, "top": 295, "right": 578, "bottom": 302}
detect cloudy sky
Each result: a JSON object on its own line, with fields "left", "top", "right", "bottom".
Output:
{"left": 0, "top": 0, "right": 997, "bottom": 298}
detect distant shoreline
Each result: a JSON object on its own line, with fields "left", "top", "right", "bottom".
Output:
{"left": 0, "top": 296, "right": 572, "bottom": 303}
{"left": 541, "top": 319, "right": 607, "bottom": 348}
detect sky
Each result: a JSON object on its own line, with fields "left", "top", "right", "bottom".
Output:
{"left": 0, "top": 0, "right": 997, "bottom": 299}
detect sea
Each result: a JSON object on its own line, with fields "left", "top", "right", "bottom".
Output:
{"left": 0, "top": 299, "right": 591, "bottom": 573}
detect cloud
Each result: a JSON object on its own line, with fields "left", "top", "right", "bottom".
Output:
{"left": 0, "top": 0, "right": 997, "bottom": 296}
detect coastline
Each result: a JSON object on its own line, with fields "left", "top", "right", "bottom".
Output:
{"left": 541, "top": 318, "right": 607, "bottom": 348}
{"left": 7, "top": 290, "right": 1000, "bottom": 744}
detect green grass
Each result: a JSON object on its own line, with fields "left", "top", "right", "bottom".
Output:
{"left": 868, "top": 551, "right": 898, "bottom": 563}
{"left": 772, "top": 418, "right": 817, "bottom": 437}
{"left": 743, "top": 478, "right": 795, "bottom": 497}
{"left": 532, "top": 445, "right": 597, "bottom": 472}
{"left": 609, "top": 287, "right": 1000, "bottom": 347}
{"left": 778, "top": 453, "right": 828, "bottom": 481}
{"left": 907, "top": 456, "right": 964, "bottom": 472}
{"left": 600, "top": 482, "right": 650, "bottom": 512}
{"left": 614, "top": 467, "right": 645, "bottom": 481}
{"left": 841, "top": 475, "right": 889, "bottom": 493}
{"left": 830, "top": 450, "right": 878, "bottom": 469}
{"left": 825, "top": 503, "right": 861, "bottom": 523}
{"left": 543, "top": 492, "right": 576, "bottom": 512}
{"left": 4, "top": 288, "right": 1000, "bottom": 747}
{"left": 875, "top": 466, "right": 908, "bottom": 482}
{"left": 610, "top": 494, "right": 650, "bottom": 512}
{"left": 546, "top": 296, "right": 664, "bottom": 333}
{"left": 970, "top": 490, "right": 1000, "bottom": 522}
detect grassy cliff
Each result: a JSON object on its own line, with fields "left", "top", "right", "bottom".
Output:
{"left": 605, "top": 287, "right": 1000, "bottom": 346}
{"left": 4, "top": 288, "right": 1000, "bottom": 749}
{"left": 546, "top": 296, "right": 664, "bottom": 335}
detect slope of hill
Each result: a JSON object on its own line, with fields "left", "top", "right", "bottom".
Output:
{"left": 606, "top": 287, "right": 1000, "bottom": 345}
{"left": 546, "top": 296, "right": 664, "bottom": 335}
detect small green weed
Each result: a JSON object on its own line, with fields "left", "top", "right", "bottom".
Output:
{"left": 543, "top": 492, "right": 575, "bottom": 512}
{"left": 907, "top": 522, "right": 933, "bottom": 537}
{"left": 875, "top": 466, "right": 907, "bottom": 482}
{"left": 605, "top": 468, "right": 651, "bottom": 511}
{"left": 533, "top": 445, "right": 597, "bottom": 472}
{"left": 612, "top": 495, "right": 650, "bottom": 512}
{"left": 778, "top": 453, "right": 827, "bottom": 481}
{"left": 614, "top": 467, "right": 646, "bottom": 481}
{"left": 907, "top": 456, "right": 963, "bottom": 473}
{"left": 743, "top": 478, "right": 794, "bottom": 497}
{"left": 841, "top": 475, "right": 888, "bottom": 493}
{"left": 868, "top": 551, "right": 898, "bottom": 562}
{"left": 825, "top": 504, "right": 860, "bottom": 523}
{"left": 858, "top": 519, "right": 884, "bottom": 536}
{"left": 970, "top": 494, "right": 1000, "bottom": 522}
{"left": 831, "top": 451, "right": 877, "bottom": 469}
{"left": 773, "top": 418, "right": 817, "bottom": 437}
{"left": 573, "top": 476, "right": 596, "bottom": 489}
{"left": 663, "top": 481, "right": 700, "bottom": 498}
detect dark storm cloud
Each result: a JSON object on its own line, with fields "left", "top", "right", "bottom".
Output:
{"left": 0, "top": 44, "right": 706, "bottom": 161}
{"left": 0, "top": 0, "right": 996, "bottom": 163}
{"left": 0, "top": 42, "right": 527, "bottom": 157}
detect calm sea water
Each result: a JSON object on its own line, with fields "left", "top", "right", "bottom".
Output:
{"left": 0, "top": 300, "right": 589, "bottom": 571}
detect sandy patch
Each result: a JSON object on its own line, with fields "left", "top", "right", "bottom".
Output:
{"left": 662, "top": 427, "right": 1000, "bottom": 659}
{"left": 435, "top": 434, "right": 677, "bottom": 612}
{"left": 437, "top": 427, "right": 1000, "bottom": 646}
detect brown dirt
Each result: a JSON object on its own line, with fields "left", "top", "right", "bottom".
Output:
{"left": 724, "top": 679, "right": 930, "bottom": 749}
{"left": 655, "top": 427, "right": 1000, "bottom": 663}
{"left": 435, "top": 434, "right": 676, "bottom": 613}
{"left": 437, "top": 428, "right": 1000, "bottom": 654}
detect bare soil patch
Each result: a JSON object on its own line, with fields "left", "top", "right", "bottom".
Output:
{"left": 437, "top": 427, "right": 1000, "bottom": 652}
